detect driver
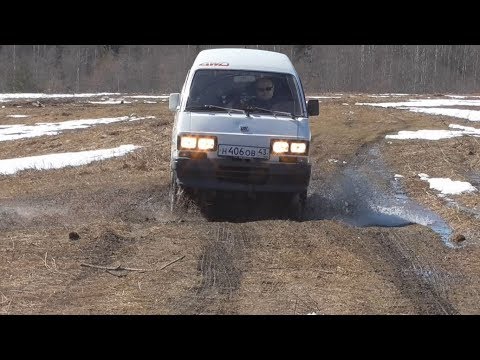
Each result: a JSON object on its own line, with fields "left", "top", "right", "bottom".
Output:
{"left": 251, "top": 77, "right": 275, "bottom": 109}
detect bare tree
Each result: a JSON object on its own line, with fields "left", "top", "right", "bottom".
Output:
{"left": 1, "top": 45, "right": 479, "bottom": 94}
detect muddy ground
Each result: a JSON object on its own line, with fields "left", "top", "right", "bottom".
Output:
{"left": 1, "top": 94, "right": 479, "bottom": 315}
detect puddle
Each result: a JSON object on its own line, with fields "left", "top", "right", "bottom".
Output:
{"left": 307, "top": 143, "right": 456, "bottom": 247}
{"left": 344, "top": 211, "right": 412, "bottom": 227}
{"left": 469, "top": 172, "right": 480, "bottom": 187}
{"left": 444, "top": 198, "right": 480, "bottom": 219}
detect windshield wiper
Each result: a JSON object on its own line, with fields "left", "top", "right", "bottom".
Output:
{"left": 244, "top": 106, "right": 298, "bottom": 119}
{"left": 185, "top": 104, "right": 246, "bottom": 115}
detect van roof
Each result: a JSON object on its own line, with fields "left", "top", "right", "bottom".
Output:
{"left": 191, "top": 48, "right": 297, "bottom": 75}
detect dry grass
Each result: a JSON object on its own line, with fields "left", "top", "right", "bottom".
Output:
{"left": 1, "top": 94, "right": 480, "bottom": 314}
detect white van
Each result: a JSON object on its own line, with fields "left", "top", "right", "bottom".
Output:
{"left": 168, "top": 48, "right": 319, "bottom": 218}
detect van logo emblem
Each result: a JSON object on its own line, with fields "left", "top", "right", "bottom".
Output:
{"left": 240, "top": 126, "right": 249, "bottom": 132}
{"left": 199, "top": 62, "right": 229, "bottom": 67}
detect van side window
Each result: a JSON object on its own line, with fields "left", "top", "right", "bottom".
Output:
{"left": 179, "top": 69, "right": 190, "bottom": 108}
{"left": 285, "top": 76, "right": 305, "bottom": 116}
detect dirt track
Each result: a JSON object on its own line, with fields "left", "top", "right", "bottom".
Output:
{"left": 1, "top": 94, "right": 479, "bottom": 314}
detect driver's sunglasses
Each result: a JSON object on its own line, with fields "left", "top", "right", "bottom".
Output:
{"left": 257, "top": 86, "right": 273, "bottom": 92}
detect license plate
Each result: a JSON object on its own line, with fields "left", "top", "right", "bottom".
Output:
{"left": 218, "top": 144, "right": 269, "bottom": 159}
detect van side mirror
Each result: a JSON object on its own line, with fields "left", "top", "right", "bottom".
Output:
{"left": 307, "top": 99, "right": 319, "bottom": 116}
{"left": 169, "top": 93, "right": 180, "bottom": 111}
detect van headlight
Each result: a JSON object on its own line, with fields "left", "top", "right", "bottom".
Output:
{"left": 272, "top": 140, "right": 289, "bottom": 154}
{"left": 290, "top": 142, "right": 307, "bottom": 154}
{"left": 180, "top": 136, "right": 197, "bottom": 149}
{"left": 197, "top": 138, "right": 215, "bottom": 150}
{"left": 178, "top": 135, "right": 217, "bottom": 151}
{"left": 271, "top": 140, "right": 309, "bottom": 155}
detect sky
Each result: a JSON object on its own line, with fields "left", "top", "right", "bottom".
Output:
{"left": 0, "top": 92, "right": 478, "bottom": 197}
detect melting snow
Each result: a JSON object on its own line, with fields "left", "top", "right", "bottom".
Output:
{"left": 0, "top": 145, "right": 140, "bottom": 175}
{"left": 405, "top": 107, "right": 480, "bottom": 121}
{"left": 356, "top": 99, "right": 480, "bottom": 108}
{"left": 418, "top": 173, "right": 477, "bottom": 195}
{"left": 0, "top": 115, "right": 155, "bottom": 142}
{"left": 385, "top": 123, "right": 480, "bottom": 140}
{"left": 0, "top": 93, "right": 120, "bottom": 102}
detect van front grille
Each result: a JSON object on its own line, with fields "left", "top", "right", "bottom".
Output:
{"left": 216, "top": 166, "right": 269, "bottom": 184}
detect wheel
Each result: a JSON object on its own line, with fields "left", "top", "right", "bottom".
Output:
{"left": 170, "top": 170, "right": 187, "bottom": 213}
{"left": 288, "top": 190, "right": 307, "bottom": 221}
{"left": 298, "top": 190, "right": 307, "bottom": 220}
{"left": 169, "top": 170, "right": 179, "bottom": 213}
{"left": 170, "top": 170, "right": 191, "bottom": 214}
{"left": 198, "top": 190, "right": 217, "bottom": 221}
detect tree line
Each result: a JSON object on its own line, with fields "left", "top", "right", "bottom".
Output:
{"left": 0, "top": 45, "right": 479, "bottom": 94}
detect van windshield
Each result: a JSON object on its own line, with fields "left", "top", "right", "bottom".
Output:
{"left": 185, "top": 69, "right": 305, "bottom": 117}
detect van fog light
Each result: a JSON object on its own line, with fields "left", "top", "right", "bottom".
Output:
{"left": 279, "top": 156, "right": 298, "bottom": 163}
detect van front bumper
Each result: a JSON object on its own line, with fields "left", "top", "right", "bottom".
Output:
{"left": 173, "top": 158, "right": 311, "bottom": 193}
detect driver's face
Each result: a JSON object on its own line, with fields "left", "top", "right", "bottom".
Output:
{"left": 256, "top": 79, "right": 274, "bottom": 101}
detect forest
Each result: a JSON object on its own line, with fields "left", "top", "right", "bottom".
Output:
{"left": 1, "top": 45, "right": 479, "bottom": 94}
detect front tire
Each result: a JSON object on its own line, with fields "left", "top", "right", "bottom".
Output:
{"left": 169, "top": 170, "right": 179, "bottom": 213}
{"left": 288, "top": 190, "right": 307, "bottom": 221}
{"left": 170, "top": 170, "right": 189, "bottom": 214}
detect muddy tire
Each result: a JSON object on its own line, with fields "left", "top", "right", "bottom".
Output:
{"left": 170, "top": 170, "right": 188, "bottom": 214}
{"left": 198, "top": 190, "right": 217, "bottom": 221}
{"left": 169, "top": 170, "right": 178, "bottom": 213}
{"left": 288, "top": 191, "right": 307, "bottom": 221}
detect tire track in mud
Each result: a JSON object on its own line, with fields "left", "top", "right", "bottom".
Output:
{"left": 377, "top": 231, "right": 457, "bottom": 314}
{"left": 173, "top": 223, "right": 252, "bottom": 314}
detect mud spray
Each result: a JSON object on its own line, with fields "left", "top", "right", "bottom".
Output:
{"left": 307, "top": 144, "right": 456, "bottom": 248}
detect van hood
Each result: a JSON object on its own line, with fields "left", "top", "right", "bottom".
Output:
{"left": 185, "top": 112, "right": 301, "bottom": 137}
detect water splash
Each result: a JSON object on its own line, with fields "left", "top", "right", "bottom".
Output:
{"left": 307, "top": 143, "right": 455, "bottom": 247}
